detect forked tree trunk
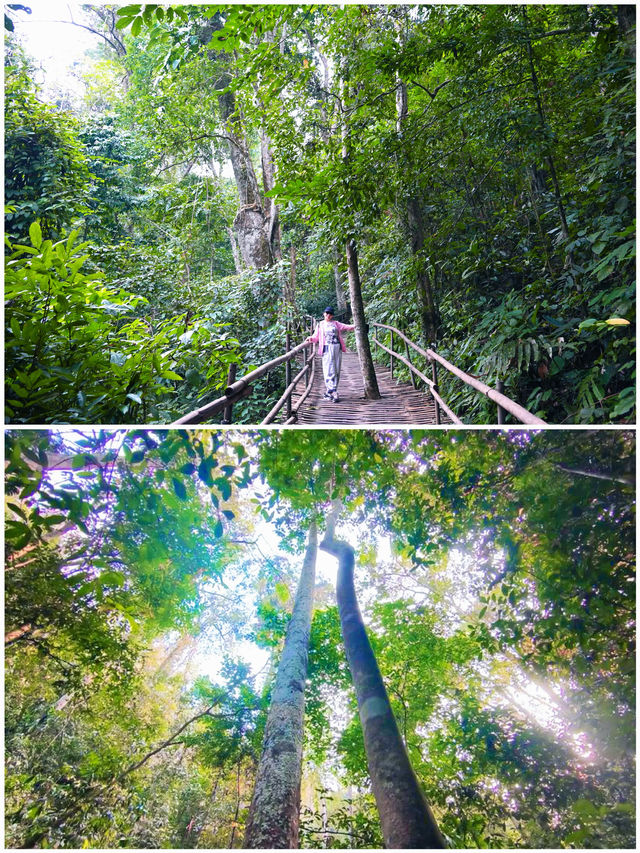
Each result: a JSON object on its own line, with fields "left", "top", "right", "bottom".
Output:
{"left": 244, "top": 523, "right": 318, "bottom": 848}
{"left": 320, "top": 506, "right": 445, "bottom": 849}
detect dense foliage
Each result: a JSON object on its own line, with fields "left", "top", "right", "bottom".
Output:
{"left": 5, "top": 428, "right": 635, "bottom": 848}
{"left": 4, "top": 4, "right": 635, "bottom": 423}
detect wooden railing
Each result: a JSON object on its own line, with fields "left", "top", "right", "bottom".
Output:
{"left": 371, "top": 322, "right": 546, "bottom": 426}
{"left": 173, "top": 321, "right": 315, "bottom": 426}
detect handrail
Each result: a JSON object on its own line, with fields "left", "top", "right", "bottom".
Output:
{"left": 372, "top": 336, "right": 462, "bottom": 425}
{"left": 261, "top": 358, "right": 311, "bottom": 425}
{"left": 172, "top": 339, "right": 312, "bottom": 425}
{"left": 284, "top": 349, "right": 316, "bottom": 424}
{"left": 371, "top": 322, "right": 546, "bottom": 426}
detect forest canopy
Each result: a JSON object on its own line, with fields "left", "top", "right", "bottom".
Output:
{"left": 3, "top": 4, "right": 636, "bottom": 424}
{"left": 4, "top": 427, "right": 635, "bottom": 848}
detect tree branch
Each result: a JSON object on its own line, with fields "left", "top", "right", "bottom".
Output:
{"left": 409, "top": 78, "right": 452, "bottom": 99}
{"left": 554, "top": 464, "right": 635, "bottom": 488}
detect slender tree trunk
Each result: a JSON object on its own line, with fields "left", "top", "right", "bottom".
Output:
{"left": 554, "top": 463, "right": 635, "bottom": 488}
{"left": 396, "top": 71, "right": 439, "bottom": 345}
{"left": 320, "top": 506, "right": 445, "bottom": 849}
{"left": 521, "top": 6, "right": 569, "bottom": 242}
{"left": 244, "top": 524, "right": 318, "bottom": 848}
{"left": 332, "top": 244, "right": 348, "bottom": 313}
{"left": 286, "top": 245, "right": 296, "bottom": 310}
{"left": 345, "top": 240, "right": 381, "bottom": 399}
{"left": 406, "top": 198, "right": 439, "bottom": 345}
{"left": 261, "top": 127, "right": 282, "bottom": 261}
{"left": 229, "top": 762, "right": 242, "bottom": 848}
{"left": 340, "top": 72, "right": 380, "bottom": 400}
{"left": 321, "top": 794, "right": 329, "bottom": 847}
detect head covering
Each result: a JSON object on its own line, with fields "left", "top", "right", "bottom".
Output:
{"left": 323, "top": 307, "right": 334, "bottom": 315}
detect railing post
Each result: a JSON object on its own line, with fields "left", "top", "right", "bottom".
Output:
{"left": 304, "top": 343, "right": 310, "bottom": 388}
{"left": 222, "top": 363, "right": 237, "bottom": 424}
{"left": 496, "top": 379, "right": 506, "bottom": 424}
{"left": 404, "top": 339, "right": 417, "bottom": 389}
{"left": 390, "top": 330, "right": 394, "bottom": 380}
{"left": 285, "top": 332, "right": 292, "bottom": 421}
{"left": 431, "top": 359, "right": 441, "bottom": 425}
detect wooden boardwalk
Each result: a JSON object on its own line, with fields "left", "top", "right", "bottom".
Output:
{"left": 291, "top": 351, "right": 448, "bottom": 425}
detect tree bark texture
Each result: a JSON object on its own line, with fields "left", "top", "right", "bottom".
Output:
{"left": 244, "top": 523, "right": 318, "bottom": 848}
{"left": 320, "top": 516, "right": 446, "bottom": 849}
{"left": 345, "top": 239, "right": 381, "bottom": 399}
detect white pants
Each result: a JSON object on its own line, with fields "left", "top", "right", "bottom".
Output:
{"left": 322, "top": 344, "right": 342, "bottom": 393}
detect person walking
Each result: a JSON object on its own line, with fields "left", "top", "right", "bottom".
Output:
{"left": 306, "top": 308, "right": 355, "bottom": 402}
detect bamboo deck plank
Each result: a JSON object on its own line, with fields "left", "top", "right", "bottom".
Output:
{"left": 289, "top": 351, "right": 450, "bottom": 425}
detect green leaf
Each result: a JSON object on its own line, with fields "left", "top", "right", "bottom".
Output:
{"left": 172, "top": 477, "right": 187, "bottom": 501}
{"left": 214, "top": 477, "right": 232, "bottom": 501}
{"left": 29, "top": 220, "right": 42, "bottom": 248}
{"left": 275, "top": 581, "right": 290, "bottom": 604}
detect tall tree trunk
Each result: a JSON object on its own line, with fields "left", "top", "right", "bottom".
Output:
{"left": 345, "top": 239, "right": 381, "bottom": 399}
{"left": 244, "top": 523, "right": 318, "bottom": 848}
{"left": 286, "top": 245, "right": 296, "bottom": 309}
{"left": 553, "top": 463, "right": 635, "bottom": 487}
{"left": 521, "top": 6, "right": 569, "bottom": 242}
{"left": 261, "top": 127, "right": 282, "bottom": 261}
{"left": 340, "top": 73, "right": 380, "bottom": 399}
{"left": 229, "top": 762, "right": 242, "bottom": 848}
{"left": 200, "top": 19, "right": 273, "bottom": 270}
{"left": 332, "top": 244, "right": 348, "bottom": 313}
{"left": 406, "top": 197, "right": 440, "bottom": 345}
{"left": 217, "top": 87, "right": 272, "bottom": 269}
{"left": 227, "top": 226, "right": 244, "bottom": 274}
{"left": 320, "top": 507, "right": 445, "bottom": 849}
{"left": 617, "top": 4, "right": 636, "bottom": 57}
{"left": 395, "top": 69, "right": 439, "bottom": 346}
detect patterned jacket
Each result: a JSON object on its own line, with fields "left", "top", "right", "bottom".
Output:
{"left": 307, "top": 320, "right": 355, "bottom": 355}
